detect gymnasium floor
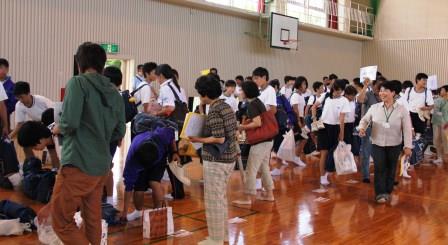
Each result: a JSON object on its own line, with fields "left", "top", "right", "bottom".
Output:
{"left": 0, "top": 152, "right": 447, "bottom": 244}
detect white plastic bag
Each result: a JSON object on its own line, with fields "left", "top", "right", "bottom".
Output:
{"left": 400, "top": 155, "right": 411, "bottom": 178}
{"left": 35, "top": 217, "right": 63, "bottom": 245}
{"left": 74, "top": 212, "right": 108, "bottom": 245}
{"left": 0, "top": 218, "right": 31, "bottom": 236}
{"left": 333, "top": 142, "right": 357, "bottom": 175}
{"left": 277, "top": 130, "right": 296, "bottom": 162}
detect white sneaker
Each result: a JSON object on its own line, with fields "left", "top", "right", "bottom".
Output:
{"left": 270, "top": 168, "right": 282, "bottom": 176}
{"left": 320, "top": 175, "right": 330, "bottom": 186}
{"left": 316, "top": 120, "right": 325, "bottom": 129}
{"left": 415, "top": 133, "right": 421, "bottom": 140}
{"left": 425, "top": 147, "right": 435, "bottom": 156}
{"left": 256, "top": 178, "right": 262, "bottom": 190}
{"left": 293, "top": 157, "right": 306, "bottom": 167}
{"left": 300, "top": 129, "right": 309, "bottom": 139}
{"left": 165, "top": 193, "right": 174, "bottom": 200}
{"left": 126, "top": 210, "right": 142, "bottom": 221}
{"left": 311, "top": 151, "right": 320, "bottom": 156}
{"left": 433, "top": 158, "right": 443, "bottom": 165}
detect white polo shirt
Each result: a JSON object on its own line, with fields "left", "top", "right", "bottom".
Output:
{"left": 320, "top": 96, "right": 351, "bottom": 125}
{"left": 345, "top": 100, "right": 356, "bottom": 123}
{"left": 404, "top": 87, "right": 434, "bottom": 113}
{"left": 15, "top": 95, "right": 54, "bottom": 124}
{"left": 258, "top": 85, "right": 277, "bottom": 110}
{"left": 280, "top": 86, "right": 293, "bottom": 100}
{"left": 158, "top": 79, "right": 176, "bottom": 107}
{"left": 134, "top": 81, "right": 153, "bottom": 113}
{"left": 290, "top": 92, "right": 306, "bottom": 117}
{"left": 220, "top": 94, "right": 238, "bottom": 112}
{"left": 0, "top": 84, "right": 8, "bottom": 101}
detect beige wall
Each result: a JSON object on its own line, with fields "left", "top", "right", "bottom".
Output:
{"left": 0, "top": 0, "right": 362, "bottom": 101}
{"left": 362, "top": 0, "right": 448, "bottom": 85}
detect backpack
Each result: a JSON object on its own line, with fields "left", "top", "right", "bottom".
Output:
{"left": 0, "top": 139, "right": 19, "bottom": 178}
{"left": 121, "top": 83, "right": 149, "bottom": 123}
{"left": 102, "top": 203, "right": 120, "bottom": 225}
{"left": 410, "top": 137, "right": 425, "bottom": 165}
{"left": 22, "top": 157, "right": 42, "bottom": 176}
{"left": 2, "top": 78, "right": 17, "bottom": 115}
{"left": 23, "top": 169, "right": 56, "bottom": 204}
{"left": 276, "top": 95, "right": 295, "bottom": 130}
{"left": 167, "top": 84, "right": 189, "bottom": 130}
{"left": 0, "top": 200, "right": 36, "bottom": 228}
{"left": 132, "top": 113, "right": 178, "bottom": 136}
{"left": 407, "top": 87, "right": 428, "bottom": 106}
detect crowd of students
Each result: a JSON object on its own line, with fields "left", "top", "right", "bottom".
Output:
{"left": 0, "top": 41, "right": 448, "bottom": 245}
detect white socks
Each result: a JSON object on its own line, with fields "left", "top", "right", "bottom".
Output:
{"left": 106, "top": 196, "right": 113, "bottom": 205}
{"left": 126, "top": 210, "right": 142, "bottom": 221}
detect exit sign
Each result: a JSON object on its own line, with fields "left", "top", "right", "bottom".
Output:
{"left": 100, "top": 43, "right": 119, "bottom": 54}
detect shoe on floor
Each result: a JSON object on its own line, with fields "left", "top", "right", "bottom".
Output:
{"left": 362, "top": 178, "right": 370, "bottom": 184}
{"left": 316, "top": 120, "right": 325, "bottom": 129}
{"left": 198, "top": 238, "right": 224, "bottom": 245}
{"left": 271, "top": 168, "right": 282, "bottom": 176}
{"left": 320, "top": 175, "right": 330, "bottom": 186}
{"left": 126, "top": 210, "right": 142, "bottom": 221}
{"left": 433, "top": 158, "right": 443, "bottom": 165}
{"left": 165, "top": 193, "right": 174, "bottom": 200}
{"left": 293, "top": 157, "right": 306, "bottom": 167}
{"left": 311, "top": 122, "right": 319, "bottom": 132}
{"left": 376, "top": 196, "right": 387, "bottom": 204}
{"left": 232, "top": 199, "right": 252, "bottom": 205}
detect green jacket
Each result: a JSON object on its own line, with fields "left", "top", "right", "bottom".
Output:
{"left": 59, "top": 73, "right": 125, "bottom": 176}
{"left": 432, "top": 98, "right": 448, "bottom": 126}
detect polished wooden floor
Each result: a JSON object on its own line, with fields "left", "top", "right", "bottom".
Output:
{"left": 1, "top": 148, "right": 448, "bottom": 244}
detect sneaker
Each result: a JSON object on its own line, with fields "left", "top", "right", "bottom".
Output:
{"left": 165, "top": 193, "right": 174, "bottom": 200}
{"left": 316, "top": 120, "right": 325, "bottom": 129}
{"left": 302, "top": 126, "right": 310, "bottom": 134}
{"left": 300, "top": 130, "right": 309, "bottom": 139}
{"left": 293, "top": 157, "right": 306, "bottom": 167}
{"left": 311, "top": 150, "right": 320, "bottom": 156}
{"left": 320, "top": 175, "right": 330, "bottom": 186}
{"left": 270, "top": 168, "right": 282, "bottom": 176}
{"left": 433, "top": 158, "right": 443, "bottom": 165}
{"left": 425, "top": 147, "right": 435, "bottom": 156}
{"left": 126, "top": 210, "right": 142, "bottom": 221}
{"left": 376, "top": 196, "right": 386, "bottom": 204}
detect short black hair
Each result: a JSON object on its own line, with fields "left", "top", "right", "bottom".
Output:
{"left": 13, "top": 81, "right": 30, "bottom": 96}
{"left": 241, "top": 81, "right": 260, "bottom": 99}
{"left": 18, "top": 121, "right": 52, "bottom": 147}
{"left": 0, "top": 58, "right": 9, "bottom": 68}
{"left": 342, "top": 79, "right": 350, "bottom": 85}
{"left": 323, "top": 76, "right": 328, "bottom": 81}
{"left": 245, "top": 76, "right": 252, "bottom": 81}
{"left": 135, "top": 140, "right": 159, "bottom": 166}
{"left": 380, "top": 81, "right": 398, "bottom": 95}
{"left": 439, "top": 85, "right": 448, "bottom": 95}
{"left": 103, "top": 66, "right": 122, "bottom": 87}
{"left": 344, "top": 85, "right": 357, "bottom": 96}
{"left": 75, "top": 42, "right": 107, "bottom": 73}
{"left": 402, "top": 80, "right": 413, "bottom": 90}
{"left": 332, "top": 79, "right": 347, "bottom": 91}
{"left": 41, "top": 108, "right": 55, "bottom": 127}
{"left": 269, "top": 79, "right": 280, "bottom": 90}
{"left": 235, "top": 75, "right": 244, "bottom": 81}
{"left": 137, "top": 64, "right": 144, "bottom": 70}
{"left": 312, "top": 81, "right": 323, "bottom": 92}
{"left": 225, "top": 80, "right": 236, "bottom": 87}
{"left": 210, "top": 68, "right": 218, "bottom": 74}
{"left": 415, "top": 73, "right": 428, "bottom": 82}
{"left": 284, "top": 76, "right": 294, "bottom": 84}
{"left": 252, "top": 67, "right": 269, "bottom": 81}
{"left": 389, "top": 80, "right": 402, "bottom": 94}
{"left": 294, "top": 76, "right": 308, "bottom": 90}
{"left": 142, "top": 62, "right": 157, "bottom": 78}
{"left": 353, "top": 78, "right": 362, "bottom": 88}
{"left": 195, "top": 75, "right": 222, "bottom": 99}
{"left": 172, "top": 69, "right": 179, "bottom": 79}
{"left": 373, "top": 76, "right": 387, "bottom": 86}
{"left": 329, "top": 74, "right": 338, "bottom": 80}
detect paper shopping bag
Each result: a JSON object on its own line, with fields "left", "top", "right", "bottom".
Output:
{"left": 143, "top": 207, "right": 174, "bottom": 239}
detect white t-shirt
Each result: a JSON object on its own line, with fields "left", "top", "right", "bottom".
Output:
{"left": 180, "top": 87, "right": 188, "bottom": 104}
{"left": 0, "top": 84, "right": 8, "bottom": 101}
{"left": 220, "top": 94, "right": 239, "bottom": 112}
{"left": 258, "top": 85, "right": 277, "bottom": 110}
{"left": 396, "top": 95, "right": 410, "bottom": 111}
{"left": 345, "top": 100, "right": 356, "bottom": 123}
{"left": 290, "top": 93, "right": 306, "bottom": 117}
{"left": 307, "top": 93, "right": 325, "bottom": 106}
{"left": 404, "top": 87, "right": 434, "bottom": 113}
{"left": 234, "top": 86, "right": 242, "bottom": 98}
{"left": 320, "top": 96, "right": 351, "bottom": 125}
{"left": 15, "top": 95, "right": 54, "bottom": 124}
{"left": 134, "top": 82, "right": 153, "bottom": 113}
{"left": 303, "top": 89, "right": 313, "bottom": 98}
{"left": 280, "top": 86, "right": 293, "bottom": 100}
{"left": 158, "top": 79, "right": 178, "bottom": 107}
{"left": 132, "top": 75, "right": 144, "bottom": 91}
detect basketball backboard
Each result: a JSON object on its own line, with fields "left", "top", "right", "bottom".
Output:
{"left": 270, "top": 12, "right": 299, "bottom": 50}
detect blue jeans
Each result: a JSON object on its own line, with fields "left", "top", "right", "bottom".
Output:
{"left": 360, "top": 127, "right": 372, "bottom": 179}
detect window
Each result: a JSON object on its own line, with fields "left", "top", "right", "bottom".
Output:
{"left": 286, "top": 0, "right": 326, "bottom": 28}
{"left": 205, "top": 0, "right": 259, "bottom": 12}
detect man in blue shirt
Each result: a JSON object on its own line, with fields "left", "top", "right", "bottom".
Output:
{"left": 121, "top": 127, "right": 179, "bottom": 221}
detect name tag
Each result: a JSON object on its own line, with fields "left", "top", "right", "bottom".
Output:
{"left": 175, "top": 130, "right": 179, "bottom": 141}
{"left": 383, "top": 122, "right": 390, "bottom": 129}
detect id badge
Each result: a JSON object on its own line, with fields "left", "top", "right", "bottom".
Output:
{"left": 383, "top": 122, "right": 390, "bottom": 129}
{"left": 175, "top": 130, "right": 179, "bottom": 141}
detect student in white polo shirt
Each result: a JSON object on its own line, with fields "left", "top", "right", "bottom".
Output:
{"left": 280, "top": 76, "right": 295, "bottom": 100}
{"left": 9, "top": 81, "right": 53, "bottom": 158}
{"left": 220, "top": 80, "right": 239, "bottom": 112}
{"left": 290, "top": 76, "right": 310, "bottom": 167}
{"left": 404, "top": 73, "right": 434, "bottom": 137}
{"left": 132, "top": 64, "right": 145, "bottom": 91}
{"left": 134, "top": 62, "right": 158, "bottom": 114}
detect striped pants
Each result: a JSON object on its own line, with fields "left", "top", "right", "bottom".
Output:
{"left": 203, "top": 160, "right": 235, "bottom": 241}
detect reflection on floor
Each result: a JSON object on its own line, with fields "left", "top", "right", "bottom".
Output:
{"left": 1, "top": 151, "right": 448, "bottom": 244}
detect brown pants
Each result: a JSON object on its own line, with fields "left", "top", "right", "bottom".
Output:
{"left": 51, "top": 166, "right": 107, "bottom": 245}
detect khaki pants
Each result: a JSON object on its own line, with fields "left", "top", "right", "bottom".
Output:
{"left": 203, "top": 160, "right": 235, "bottom": 241}
{"left": 433, "top": 125, "right": 448, "bottom": 158}
{"left": 51, "top": 166, "right": 107, "bottom": 245}
{"left": 245, "top": 141, "right": 274, "bottom": 195}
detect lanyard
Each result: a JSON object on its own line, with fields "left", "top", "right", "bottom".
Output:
{"left": 383, "top": 105, "right": 395, "bottom": 123}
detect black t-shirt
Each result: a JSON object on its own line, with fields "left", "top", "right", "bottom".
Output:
{"left": 247, "top": 98, "right": 266, "bottom": 119}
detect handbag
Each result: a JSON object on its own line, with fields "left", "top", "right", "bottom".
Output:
{"left": 203, "top": 139, "right": 230, "bottom": 158}
{"left": 143, "top": 205, "right": 174, "bottom": 239}
{"left": 245, "top": 110, "right": 279, "bottom": 145}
